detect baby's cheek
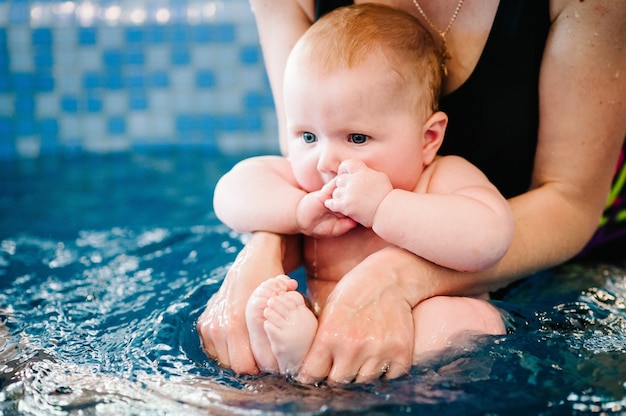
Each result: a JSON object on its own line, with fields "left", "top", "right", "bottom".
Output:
{"left": 294, "top": 168, "right": 325, "bottom": 192}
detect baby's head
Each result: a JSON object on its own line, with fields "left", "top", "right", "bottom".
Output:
{"left": 284, "top": 3, "right": 447, "bottom": 193}
{"left": 287, "top": 3, "right": 442, "bottom": 115}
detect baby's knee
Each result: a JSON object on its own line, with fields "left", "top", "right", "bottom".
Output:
{"left": 416, "top": 296, "right": 504, "bottom": 333}
{"left": 412, "top": 296, "right": 505, "bottom": 363}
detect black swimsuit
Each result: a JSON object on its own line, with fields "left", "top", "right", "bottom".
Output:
{"left": 315, "top": 0, "right": 626, "bottom": 260}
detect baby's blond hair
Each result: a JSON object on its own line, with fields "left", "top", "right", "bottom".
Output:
{"left": 290, "top": 3, "right": 442, "bottom": 113}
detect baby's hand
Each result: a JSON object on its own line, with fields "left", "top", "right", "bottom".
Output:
{"left": 296, "top": 187, "right": 357, "bottom": 238}
{"left": 324, "top": 160, "right": 393, "bottom": 228}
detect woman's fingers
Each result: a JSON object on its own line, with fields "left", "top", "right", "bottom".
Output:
{"left": 295, "top": 343, "right": 333, "bottom": 385}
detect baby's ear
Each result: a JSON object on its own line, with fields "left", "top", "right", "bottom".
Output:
{"left": 421, "top": 111, "right": 448, "bottom": 165}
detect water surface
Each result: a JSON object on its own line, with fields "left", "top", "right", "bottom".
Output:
{"left": 1, "top": 152, "right": 625, "bottom": 415}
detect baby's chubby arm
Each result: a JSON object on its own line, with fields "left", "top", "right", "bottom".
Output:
{"left": 325, "top": 157, "right": 514, "bottom": 272}
{"left": 214, "top": 155, "right": 356, "bottom": 237}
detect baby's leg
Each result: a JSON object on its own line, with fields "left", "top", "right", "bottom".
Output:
{"left": 411, "top": 296, "right": 505, "bottom": 365}
{"left": 263, "top": 289, "right": 318, "bottom": 375}
{"left": 246, "top": 274, "right": 297, "bottom": 373}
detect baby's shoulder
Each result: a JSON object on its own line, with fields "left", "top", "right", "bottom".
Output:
{"left": 422, "top": 155, "right": 490, "bottom": 193}
{"left": 425, "top": 155, "right": 476, "bottom": 178}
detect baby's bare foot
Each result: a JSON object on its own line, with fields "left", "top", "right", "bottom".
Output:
{"left": 246, "top": 275, "right": 297, "bottom": 373}
{"left": 264, "top": 290, "right": 318, "bottom": 375}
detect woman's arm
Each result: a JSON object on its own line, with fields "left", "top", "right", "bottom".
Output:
{"left": 249, "top": 0, "right": 314, "bottom": 153}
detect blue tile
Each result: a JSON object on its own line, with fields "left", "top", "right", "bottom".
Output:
{"left": 83, "top": 71, "right": 102, "bottom": 89}
{"left": 244, "top": 115, "right": 263, "bottom": 131}
{"left": 197, "top": 24, "right": 236, "bottom": 43}
{"left": 15, "top": 117, "right": 35, "bottom": 136}
{"left": 198, "top": 115, "right": 217, "bottom": 130}
{"left": 0, "top": 75, "right": 10, "bottom": 92}
{"left": 0, "top": 142, "right": 15, "bottom": 159}
{"left": 0, "top": 117, "right": 12, "bottom": 137}
{"left": 103, "top": 50, "right": 123, "bottom": 67}
{"left": 146, "top": 25, "right": 168, "bottom": 43}
{"left": 125, "top": 46, "right": 145, "bottom": 65}
{"left": 0, "top": 51, "right": 8, "bottom": 69}
{"left": 125, "top": 27, "right": 144, "bottom": 43}
{"left": 40, "top": 134, "right": 59, "bottom": 154}
{"left": 61, "top": 95, "right": 79, "bottom": 113}
{"left": 78, "top": 27, "right": 97, "bottom": 45}
{"left": 15, "top": 96, "right": 35, "bottom": 114}
{"left": 171, "top": 25, "right": 189, "bottom": 43}
{"left": 39, "top": 118, "right": 59, "bottom": 136}
{"left": 126, "top": 72, "right": 145, "bottom": 89}
{"left": 219, "top": 115, "right": 239, "bottom": 132}
{"left": 32, "top": 28, "right": 53, "bottom": 46}
{"left": 128, "top": 92, "right": 148, "bottom": 110}
{"left": 171, "top": 48, "right": 190, "bottom": 66}
{"left": 176, "top": 115, "right": 197, "bottom": 133}
{"left": 36, "top": 72, "right": 54, "bottom": 92}
{"left": 196, "top": 70, "right": 215, "bottom": 89}
{"left": 239, "top": 45, "right": 260, "bottom": 65}
{"left": 12, "top": 73, "right": 33, "bottom": 93}
{"left": 34, "top": 51, "right": 54, "bottom": 68}
{"left": 150, "top": 71, "right": 169, "bottom": 88}
{"left": 107, "top": 116, "right": 126, "bottom": 135}
{"left": 192, "top": 25, "right": 212, "bottom": 43}
{"left": 244, "top": 91, "right": 273, "bottom": 109}
{"left": 86, "top": 96, "right": 102, "bottom": 112}
{"left": 39, "top": 118, "right": 59, "bottom": 154}
{"left": 105, "top": 73, "right": 124, "bottom": 90}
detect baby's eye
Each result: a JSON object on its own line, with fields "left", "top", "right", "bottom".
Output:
{"left": 302, "top": 132, "right": 317, "bottom": 143}
{"left": 348, "top": 133, "right": 369, "bottom": 144}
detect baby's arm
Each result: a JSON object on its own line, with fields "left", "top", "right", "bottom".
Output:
{"left": 214, "top": 156, "right": 356, "bottom": 236}
{"left": 326, "top": 157, "right": 514, "bottom": 272}
{"left": 214, "top": 155, "right": 304, "bottom": 233}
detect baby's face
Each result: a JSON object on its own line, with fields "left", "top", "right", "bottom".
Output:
{"left": 284, "top": 54, "right": 427, "bottom": 192}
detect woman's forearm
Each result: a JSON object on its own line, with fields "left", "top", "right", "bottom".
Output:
{"left": 359, "top": 183, "right": 606, "bottom": 309}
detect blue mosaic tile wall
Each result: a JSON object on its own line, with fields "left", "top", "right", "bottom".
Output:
{"left": 0, "top": 0, "right": 279, "bottom": 158}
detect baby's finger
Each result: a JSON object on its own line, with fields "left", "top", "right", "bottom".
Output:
{"left": 321, "top": 178, "right": 337, "bottom": 196}
{"left": 338, "top": 159, "right": 365, "bottom": 175}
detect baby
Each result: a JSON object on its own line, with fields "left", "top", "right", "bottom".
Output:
{"left": 213, "top": 3, "right": 514, "bottom": 378}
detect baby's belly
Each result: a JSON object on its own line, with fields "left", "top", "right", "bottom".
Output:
{"left": 303, "top": 227, "right": 390, "bottom": 314}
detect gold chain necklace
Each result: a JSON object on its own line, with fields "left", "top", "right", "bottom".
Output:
{"left": 411, "top": 0, "right": 464, "bottom": 76}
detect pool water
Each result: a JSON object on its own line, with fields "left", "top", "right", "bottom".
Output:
{"left": 1, "top": 151, "right": 626, "bottom": 415}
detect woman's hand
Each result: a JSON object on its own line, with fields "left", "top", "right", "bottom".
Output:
{"left": 197, "top": 232, "right": 298, "bottom": 374}
{"left": 296, "top": 247, "right": 419, "bottom": 384}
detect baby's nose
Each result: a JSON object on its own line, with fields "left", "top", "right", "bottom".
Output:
{"left": 317, "top": 144, "right": 341, "bottom": 176}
